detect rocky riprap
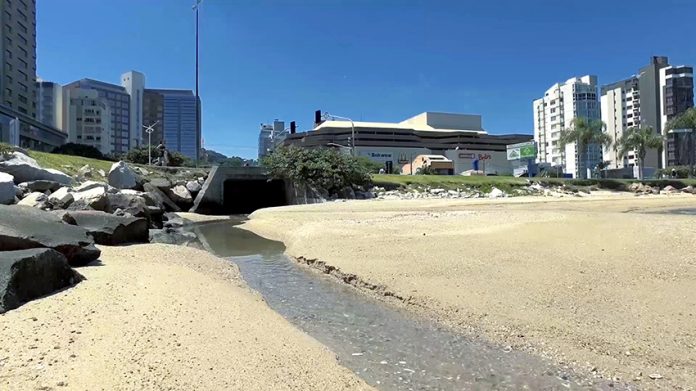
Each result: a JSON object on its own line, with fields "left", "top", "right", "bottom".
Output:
{"left": 0, "top": 151, "right": 209, "bottom": 312}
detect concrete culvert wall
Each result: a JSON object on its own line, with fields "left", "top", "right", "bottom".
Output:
{"left": 223, "top": 179, "right": 287, "bottom": 214}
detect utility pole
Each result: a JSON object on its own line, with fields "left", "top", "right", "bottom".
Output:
{"left": 193, "top": 0, "right": 202, "bottom": 167}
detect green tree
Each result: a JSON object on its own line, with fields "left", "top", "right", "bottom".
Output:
{"left": 558, "top": 118, "right": 612, "bottom": 179}
{"left": 262, "top": 146, "right": 371, "bottom": 194}
{"left": 665, "top": 107, "right": 696, "bottom": 176}
{"left": 614, "top": 126, "right": 664, "bottom": 180}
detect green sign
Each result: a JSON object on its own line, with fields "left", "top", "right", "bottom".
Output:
{"left": 506, "top": 141, "right": 537, "bottom": 161}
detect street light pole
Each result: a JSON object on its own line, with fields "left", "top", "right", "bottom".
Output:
{"left": 325, "top": 113, "right": 355, "bottom": 156}
{"left": 193, "top": 0, "right": 202, "bottom": 167}
{"left": 143, "top": 121, "right": 159, "bottom": 166}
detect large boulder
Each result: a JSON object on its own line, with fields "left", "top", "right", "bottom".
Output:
{"left": 107, "top": 161, "right": 140, "bottom": 190}
{"left": 63, "top": 210, "right": 149, "bottom": 245}
{"left": 77, "top": 164, "right": 93, "bottom": 179}
{"left": 106, "top": 192, "right": 162, "bottom": 228}
{"left": 143, "top": 183, "right": 181, "bottom": 212}
{"left": 149, "top": 227, "right": 197, "bottom": 246}
{"left": 0, "top": 172, "right": 14, "bottom": 205}
{"left": 71, "top": 183, "right": 109, "bottom": 211}
{"left": 17, "top": 192, "right": 49, "bottom": 209}
{"left": 0, "top": 205, "right": 101, "bottom": 266}
{"left": 185, "top": 180, "right": 202, "bottom": 194}
{"left": 167, "top": 185, "right": 193, "bottom": 206}
{"left": 18, "top": 180, "right": 61, "bottom": 193}
{"left": 0, "top": 248, "right": 83, "bottom": 313}
{"left": 0, "top": 151, "right": 71, "bottom": 185}
{"left": 149, "top": 177, "right": 172, "bottom": 192}
{"left": 48, "top": 187, "right": 74, "bottom": 209}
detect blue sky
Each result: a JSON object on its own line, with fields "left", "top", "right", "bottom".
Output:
{"left": 37, "top": 0, "right": 696, "bottom": 159}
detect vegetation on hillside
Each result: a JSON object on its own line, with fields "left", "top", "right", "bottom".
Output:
{"left": 28, "top": 150, "right": 114, "bottom": 177}
{"left": 124, "top": 146, "right": 191, "bottom": 167}
{"left": 200, "top": 148, "right": 256, "bottom": 167}
{"left": 263, "top": 146, "right": 372, "bottom": 194}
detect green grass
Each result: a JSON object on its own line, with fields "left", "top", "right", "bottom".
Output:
{"left": 372, "top": 174, "right": 529, "bottom": 193}
{"left": 28, "top": 150, "right": 114, "bottom": 177}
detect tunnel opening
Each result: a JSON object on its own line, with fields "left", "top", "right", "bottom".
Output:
{"left": 223, "top": 179, "right": 288, "bottom": 214}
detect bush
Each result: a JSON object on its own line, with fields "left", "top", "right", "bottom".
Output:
{"left": 262, "top": 146, "right": 371, "bottom": 194}
{"left": 356, "top": 156, "right": 384, "bottom": 173}
{"left": 0, "top": 142, "right": 12, "bottom": 157}
{"left": 51, "top": 143, "right": 108, "bottom": 160}
{"left": 124, "top": 146, "right": 191, "bottom": 167}
{"left": 657, "top": 166, "right": 693, "bottom": 179}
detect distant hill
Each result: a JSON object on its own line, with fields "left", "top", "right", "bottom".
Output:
{"left": 200, "top": 148, "right": 257, "bottom": 167}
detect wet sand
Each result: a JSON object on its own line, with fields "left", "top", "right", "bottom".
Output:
{"left": 244, "top": 194, "right": 696, "bottom": 389}
{"left": 0, "top": 244, "right": 372, "bottom": 390}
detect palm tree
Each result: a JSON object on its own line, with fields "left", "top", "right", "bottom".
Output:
{"left": 665, "top": 107, "right": 696, "bottom": 176}
{"left": 558, "top": 118, "right": 612, "bottom": 179}
{"left": 614, "top": 126, "right": 663, "bottom": 180}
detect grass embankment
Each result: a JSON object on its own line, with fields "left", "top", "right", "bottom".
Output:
{"left": 373, "top": 174, "right": 696, "bottom": 193}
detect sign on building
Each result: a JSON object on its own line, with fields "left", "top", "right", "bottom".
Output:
{"left": 506, "top": 141, "right": 537, "bottom": 161}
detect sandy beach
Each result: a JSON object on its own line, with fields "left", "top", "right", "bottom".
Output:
{"left": 245, "top": 194, "right": 696, "bottom": 389}
{"left": 0, "top": 244, "right": 372, "bottom": 390}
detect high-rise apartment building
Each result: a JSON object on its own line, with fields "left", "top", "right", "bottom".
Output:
{"left": 1, "top": 0, "right": 36, "bottom": 117}
{"left": 601, "top": 57, "right": 694, "bottom": 172}
{"left": 660, "top": 65, "right": 694, "bottom": 167}
{"left": 121, "top": 71, "right": 144, "bottom": 149}
{"left": 533, "top": 75, "right": 601, "bottom": 178}
{"left": 36, "top": 80, "right": 62, "bottom": 130}
{"left": 63, "top": 78, "right": 131, "bottom": 154}
{"left": 63, "top": 88, "right": 112, "bottom": 155}
{"left": 143, "top": 88, "right": 200, "bottom": 161}
{"left": 258, "top": 120, "right": 284, "bottom": 160}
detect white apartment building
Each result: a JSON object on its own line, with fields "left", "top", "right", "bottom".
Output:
{"left": 257, "top": 120, "right": 284, "bottom": 160}
{"left": 63, "top": 88, "right": 113, "bottom": 155}
{"left": 121, "top": 71, "right": 145, "bottom": 149}
{"left": 533, "top": 75, "right": 601, "bottom": 178}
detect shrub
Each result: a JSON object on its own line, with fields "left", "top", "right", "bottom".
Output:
{"left": 262, "top": 146, "right": 371, "bottom": 194}
{"left": 0, "top": 142, "right": 12, "bottom": 157}
{"left": 51, "top": 143, "right": 108, "bottom": 160}
{"left": 124, "top": 146, "right": 191, "bottom": 167}
{"left": 355, "top": 156, "right": 384, "bottom": 173}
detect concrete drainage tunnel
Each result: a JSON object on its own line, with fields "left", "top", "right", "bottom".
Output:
{"left": 222, "top": 178, "right": 287, "bottom": 214}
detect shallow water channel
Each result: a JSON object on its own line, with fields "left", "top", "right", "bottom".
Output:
{"left": 191, "top": 221, "right": 627, "bottom": 390}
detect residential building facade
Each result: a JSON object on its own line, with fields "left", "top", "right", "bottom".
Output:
{"left": 534, "top": 75, "right": 601, "bottom": 178}
{"left": 660, "top": 65, "right": 694, "bottom": 167}
{"left": 63, "top": 88, "right": 112, "bottom": 154}
{"left": 36, "top": 80, "right": 62, "bottom": 130}
{"left": 63, "top": 78, "right": 131, "bottom": 155}
{"left": 258, "top": 120, "right": 284, "bottom": 160}
{"left": 1, "top": 0, "right": 36, "bottom": 117}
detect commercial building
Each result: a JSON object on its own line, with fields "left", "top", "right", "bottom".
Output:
{"left": 258, "top": 120, "right": 284, "bottom": 160}
{"left": 601, "top": 56, "right": 693, "bottom": 175}
{"left": 533, "top": 75, "right": 601, "bottom": 178}
{"left": 63, "top": 88, "right": 112, "bottom": 154}
{"left": 1, "top": 0, "right": 36, "bottom": 117}
{"left": 660, "top": 65, "right": 694, "bottom": 167}
{"left": 143, "top": 88, "right": 200, "bottom": 161}
{"left": 36, "top": 80, "right": 62, "bottom": 130}
{"left": 63, "top": 78, "right": 131, "bottom": 155}
{"left": 283, "top": 111, "right": 531, "bottom": 175}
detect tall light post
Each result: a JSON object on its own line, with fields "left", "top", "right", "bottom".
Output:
{"left": 325, "top": 113, "right": 355, "bottom": 156}
{"left": 143, "top": 121, "right": 159, "bottom": 165}
{"left": 193, "top": 0, "right": 202, "bottom": 167}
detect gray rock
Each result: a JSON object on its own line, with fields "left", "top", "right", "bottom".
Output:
{"left": 74, "top": 181, "right": 107, "bottom": 192}
{"left": 63, "top": 210, "right": 149, "bottom": 245}
{"left": 185, "top": 180, "right": 202, "bottom": 194}
{"left": 48, "top": 187, "right": 74, "bottom": 209}
{"left": 17, "top": 192, "right": 49, "bottom": 209}
{"left": 106, "top": 192, "right": 162, "bottom": 228}
{"left": 429, "top": 188, "right": 445, "bottom": 194}
{"left": 682, "top": 185, "right": 695, "bottom": 194}
{"left": 107, "top": 161, "right": 139, "bottom": 190}
{"left": 338, "top": 187, "right": 356, "bottom": 199}
{"left": 0, "top": 205, "right": 101, "bottom": 266}
{"left": 0, "top": 172, "right": 14, "bottom": 205}
{"left": 77, "top": 165, "right": 93, "bottom": 178}
{"left": 143, "top": 183, "right": 181, "bottom": 212}
{"left": 149, "top": 228, "right": 197, "bottom": 246}
{"left": 72, "top": 185, "right": 109, "bottom": 211}
{"left": 0, "top": 151, "right": 71, "bottom": 185}
{"left": 167, "top": 185, "right": 193, "bottom": 205}
{"left": 0, "top": 248, "right": 83, "bottom": 314}
{"left": 18, "top": 180, "right": 61, "bottom": 193}
{"left": 97, "top": 169, "right": 106, "bottom": 178}
{"left": 489, "top": 187, "right": 506, "bottom": 199}
{"left": 148, "top": 177, "right": 172, "bottom": 191}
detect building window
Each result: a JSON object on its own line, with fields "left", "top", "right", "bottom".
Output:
{"left": 17, "top": 21, "right": 27, "bottom": 34}
{"left": 5, "top": 49, "right": 11, "bottom": 59}
{"left": 5, "top": 88, "right": 11, "bottom": 97}
{"left": 17, "top": 70, "right": 27, "bottom": 81}
{"left": 18, "top": 106, "right": 27, "bottom": 114}
{"left": 18, "top": 94, "right": 27, "bottom": 104}
{"left": 17, "top": 8, "right": 27, "bottom": 21}
{"left": 18, "top": 46, "right": 27, "bottom": 57}
{"left": 17, "top": 34, "right": 27, "bottom": 46}
{"left": 18, "top": 58, "right": 27, "bottom": 69}
{"left": 4, "top": 10, "right": 11, "bottom": 21}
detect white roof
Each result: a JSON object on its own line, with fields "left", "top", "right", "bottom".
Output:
{"left": 315, "top": 119, "right": 486, "bottom": 135}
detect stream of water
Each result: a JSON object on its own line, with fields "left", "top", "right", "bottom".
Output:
{"left": 190, "top": 221, "right": 628, "bottom": 390}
